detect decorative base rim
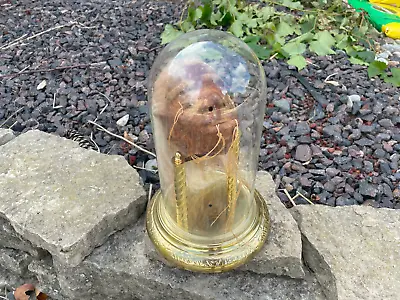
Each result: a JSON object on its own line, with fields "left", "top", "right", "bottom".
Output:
{"left": 146, "top": 189, "right": 270, "bottom": 273}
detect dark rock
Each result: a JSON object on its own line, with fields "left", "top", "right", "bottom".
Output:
{"left": 355, "top": 138, "right": 374, "bottom": 147}
{"left": 295, "top": 145, "right": 312, "bottom": 162}
{"left": 359, "top": 181, "right": 378, "bottom": 198}
{"left": 336, "top": 195, "right": 356, "bottom": 206}
{"left": 326, "top": 167, "right": 340, "bottom": 177}
{"left": 294, "top": 121, "right": 310, "bottom": 136}
{"left": 378, "top": 119, "right": 394, "bottom": 128}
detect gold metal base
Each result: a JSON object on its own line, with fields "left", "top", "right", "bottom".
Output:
{"left": 146, "top": 189, "right": 270, "bottom": 273}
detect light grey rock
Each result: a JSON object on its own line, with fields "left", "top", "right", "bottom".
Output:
{"left": 116, "top": 114, "right": 129, "bottom": 126}
{"left": 240, "top": 171, "right": 305, "bottom": 278}
{"left": 0, "top": 130, "right": 147, "bottom": 267}
{"left": 0, "top": 129, "right": 15, "bottom": 146}
{"left": 291, "top": 205, "right": 400, "bottom": 300}
{"left": 57, "top": 216, "right": 324, "bottom": 300}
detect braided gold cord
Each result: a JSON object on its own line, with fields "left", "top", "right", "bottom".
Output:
{"left": 226, "top": 122, "right": 240, "bottom": 231}
{"left": 174, "top": 152, "right": 189, "bottom": 231}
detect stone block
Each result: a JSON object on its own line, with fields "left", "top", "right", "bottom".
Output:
{"left": 0, "top": 130, "right": 147, "bottom": 266}
{"left": 291, "top": 205, "right": 400, "bottom": 300}
{"left": 240, "top": 171, "right": 305, "bottom": 278}
{"left": 57, "top": 216, "right": 324, "bottom": 300}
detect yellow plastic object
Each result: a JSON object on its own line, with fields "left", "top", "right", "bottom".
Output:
{"left": 374, "top": 3, "right": 400, "bottom": 16}
{"left": 370, "top": 0, "right": 400, "bottom": 6}
{"left": 146, "top": 29, "right": 270, "bottom": 273}
{"left": 382, "top": 22, "right": 400, "bottom": 38}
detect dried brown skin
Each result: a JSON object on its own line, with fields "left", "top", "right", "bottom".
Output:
{"left": 153, "top": 61, "right": 238, "bottom": 158}
{"left": 14, "top": 284, "right": 35, "bottom": 300}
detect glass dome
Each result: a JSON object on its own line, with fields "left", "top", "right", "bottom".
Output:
{"left": 146, "top": 29, "right": 270, "bottom": 272}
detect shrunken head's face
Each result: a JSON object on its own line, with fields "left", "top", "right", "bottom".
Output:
{"left": 153, "top": 60, "right": 238, "bottom": 158}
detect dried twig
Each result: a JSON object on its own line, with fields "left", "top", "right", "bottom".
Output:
{"left": 53, "top": 93, "right": 63, "bottom": 109}
{"left": 148, "top": 183, "right": 153, "bottom": 202}
{"left": 324, "top": 72, "right": 338, "bottom": 82}
{"left": 0, "top": 33, "right": 28, "bottom": 50}
{"left": 0, "top": 61, "right": 107, "bottom": 80}
{"left": 283, "top": 189, "right": 297, "bottom": 207}
{"left": 87, "top": 120, "right": 156, "bottom": 157}
{"left": 90, "top": 132, "right": 101, "bottom": 153}
{"left": 132, "top": 165, "right": 157, "bottom": 173}
{"left": 0, "top": 22, "right": 77, "bottom": 51}
{"left": 269, "top": 52, "right": 278, "bottom": 60}
{"left": 0, "top": 107, "right": 23, "bottom": 128}
{"left": 296, "top": 191, "right": 315, "bottom": 205}
{"left": 106, "top": 143, "right": 116, "bottom": 155}
{"left": 93, "top": 92, "right": 110, "bottom": 123}
{"left": 8, "top": 120, "right": 18, "bottom": 130}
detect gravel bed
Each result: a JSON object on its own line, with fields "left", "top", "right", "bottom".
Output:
{"left": 1, "top": 0, "right": 399, "bottom": 208}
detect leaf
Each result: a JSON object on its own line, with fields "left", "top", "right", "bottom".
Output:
{"left": 259, "top": 6, "right": 275, "bottom": 20}
{"left": 188, "top": 5, "right": 202, "bottom": 23}
{"left": 282, "top": 0, "right": 304, "bottom": 10}
{"left": 229, "top": 20, "right": 243, "bottom": 37}
{"left": 161, "top": 25, "right": 183, "bottom": 44}
{"left": 282, "top": 42, "right": 306, "bottom": 56}
{"left": 287, "top": 55, "right": 307, "bottom": 70}
{"left": 309, "top": 41, "right": 335, "bottom": 56}
{"left": 384, "top": 68, "right": 400, "bottom": 86}
{"left": 276, "top": 21, "right": 295, "bottom": 37}
{"left": 294, "top": 32, "right": 314, "bottom": 43}
{"left": 356, "top": 51, "right": 375, "bottom": 63}
{"left": 335, "top": 33, "right": 350, "bottom": 50}
{"left": 349, "top": 57, "right": 369, "bottom": 66}
{"left": 244, "top": 35, "right": 261, "bottom": 44}
{"left": 315, "top": 30, "right": 336, "bottom": 46}
{"left": 181, "top": 20, "right": 195, "bottom": 32}
{"left": 210, "top": 11, "right": 222, "bottom": 26}
{"left": 239, "top": 13, "right": 258, "bottom": 28}
{"left": 200, "top": 0, "right": 213, "bottom": 24}
{"left": 247, "top": 43, "right": 271, "bottom": 59}
{"left": 367, "top": 61, "right": 387, "bottom": 78}
{"left": 309, "top": 30, "right": 336, "bottom": 56}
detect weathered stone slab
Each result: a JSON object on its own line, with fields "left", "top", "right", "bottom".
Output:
{"left": 146, "top": 171, "right": 304, "bottom": 279}
{"left": 291, "top": 205, "right": 400, "bottom": 300}
{"left": 240, "top": 171, "right": 305, "bottom": 278}
{"left": 0, "top": 130, "right": 147, "bottom": 266}
{"left": 0, "top": 128, "right": 15, "bottom": 146}
{"left": 56, "top": 216, "right": 325, "bottom": 300}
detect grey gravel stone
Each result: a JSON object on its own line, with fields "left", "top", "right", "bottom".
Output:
{"left": 0, "top": 130, "right": 147, "bottom": 266}
{"left": 273, "top": 99, "right": 291, "bottom": 113}
{"left": 0, "top": 129, "right": 15, "bottom": 146}
{"left": 359, "top": 180, "right": 378, "bottom": 198}
{"left": 295, "top": 145, "right": 312, "bottom": 162}
{"left": 291, "top": 205, "right": 400, "bottom": 300}
{"left": 294, "top": 121, "right": 310, "bottom": 136}
{"left": 378, "top": 118, "right": 394, "bottom": 128}
{"left": 355, "top": 138, "right": 374, "bottom": 147}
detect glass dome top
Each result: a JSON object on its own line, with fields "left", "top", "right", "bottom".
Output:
{"left": 146, "top": 29, "right": 269, "bottom": 273}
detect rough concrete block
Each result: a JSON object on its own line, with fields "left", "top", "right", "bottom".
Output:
{"left": 0, "top": 130, "right": 147, "bottom": 266}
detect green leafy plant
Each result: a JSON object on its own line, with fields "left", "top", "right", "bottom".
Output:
{"left": 160, "top": 0, "right": 400, "bottom": 87}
